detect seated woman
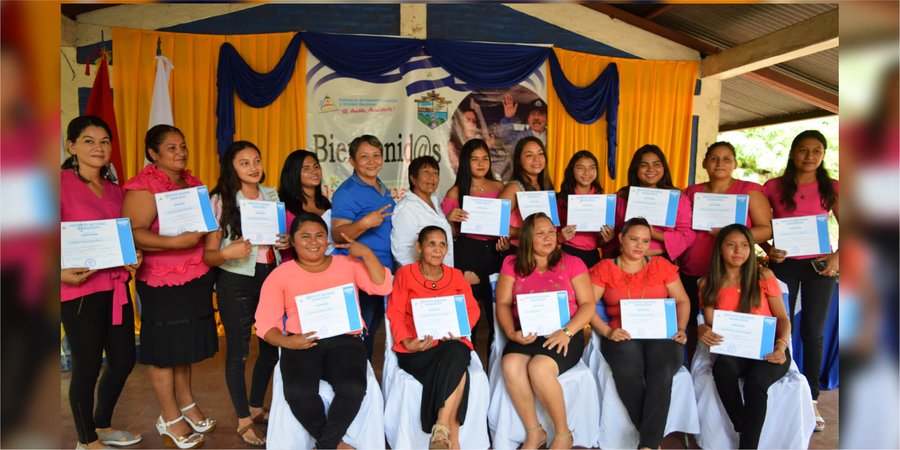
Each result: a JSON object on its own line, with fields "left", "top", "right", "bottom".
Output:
{"left": 588, "top": 217, "right": 690, "bottom": 450}
{"left": 496, "top": 213, "right": 596, "bottom": 450}
{"left": 387, "top": 226, "right": 481, "bottom": 450}
{"left": 256, "top": 213, "right": 392, "bottom": 450}
{"left": 699, "top": 224, "right": 792, "bottom": 449}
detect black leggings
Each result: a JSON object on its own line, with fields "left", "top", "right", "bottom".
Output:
{"left": 453, "top": 236, "right": 504, "bottom": 353}
{"left": 713, "top": 351, "right": 791, "bottom": 449}
{"left": 600, "top": 338, "right": 683, "bottom": 449}
{"left": 280, "top": 334, "right": 368, "bottom": 449}
{"left": 769, "top": 258, "right": 836, "bottom": 400}
{"left": 216, "top": 264, "right": 279, "bottom": 419}
{"left": 358, "top": 290, "right": 384, "bottom": 360}
{"left": 61, "top": 291, "right": 136, "bottom": 444}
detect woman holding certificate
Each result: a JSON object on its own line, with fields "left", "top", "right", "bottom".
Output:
{"left": 496, "top": 213, "right": 596, "bottom": 450}
{"left": 698, "top": 224, "right": 791, "bottom": 450}
{"left": 391, "top": 156, "right": 454, "bottom": 267}
{"left": 122, "top": 124, "right": 216, "bottom": 449}
{"left": 442, "top": 138, "right": 508, "bottom": 353}
{"left": 588, "top": 217, "right": 690, "bottom": 450}
{"left": 680, "top": 142, "right": 773, "bottom": 363}
{"left": 610, "top": 145, "right": 695, "bottom": 261}
{"left": 761, "top": 130, "right": 838, "bottom": 431}
{"left": 203, "top": 141, "right": 289, "bottom": 446}
{"left": 387, "top": 226, "right": 481, "bottom": 449}
{"left": 278, "top": 149, "right": 333, "bottom": 261}
{"left": 498, "top": 136, "right": 555, "bottom": 248}
{"left": 60, "top": 116, "right": 142, "bottom": 449}
{"left": 556, "top": 150, "right": 615, "bottom": 268}
{"left": 256, "top": 212, "right": 392, "bottom": 450}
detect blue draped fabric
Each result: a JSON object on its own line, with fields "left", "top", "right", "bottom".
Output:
{"left": 423, "top": 38, "right": 549, "bottom": 89}
{"left": 302, "top": 31, "right": 422, "bottom": 82}
{"left": 216, "top": 32, "right": 303, "bottom": 157}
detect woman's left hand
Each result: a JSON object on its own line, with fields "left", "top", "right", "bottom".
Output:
{"left": 560, "top": 225, "right": 577, "bottom": 242}
{"left": 671, "top": 329, "right": 687, "bottom": 345}
{"left": 335, "top": 233, "right": 372, "bottom": 258}
{"left": 598, "top": 225, "right": 615, "bottom": 244}
{"left": 495, "top": 236, "right": 510, "bottom": 252}
{"left": 814, "top": 251, "right": 839, "bottom": 277}
{"left": 274, "top": 233, "right": 291, "bottom": 251}
{"left": 124, "top": 250, "right": 143, "bottom": 272}
{"left": 443, "top": 332, "right": 463, "bottom": 341}
{"left": 542, "top": 329, "right": 571, "bottom": 356}
{"left": 764, "top": 347, "right": 787, "bottom": 364}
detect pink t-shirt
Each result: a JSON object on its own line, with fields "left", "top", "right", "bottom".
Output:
{"left": 763, "top": 177, "right": 839, "bottom": 260}
{"left": 255, "top": 255, "right": 392, "bottom": 338}
{"left": 60, "top": 170, "right": 131, "bottom": 325}
{"left": 440, "top": 190, "right": 501, "bottom": 241}
{"left": 609, "top": 188, "right": 696, "bottom": 260}
{"left": 557, "top": 187, "right": 600, "bottom": 251}
{"left": 589, "top": 256, "right": 680, "bottom": 329}
{"left": 679, "top": 180, "right": 763, "bottom": 277}
{"left": 500, "top": 253, "right": 588, "bottom": 329}
{"left": 122, "top": 165, "right": 210, "bottom": 287}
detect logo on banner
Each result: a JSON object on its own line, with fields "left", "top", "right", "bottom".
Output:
{"left": 319, "top": 96, "right": 338, "bottom": 113}
{"left": 415, "top": 91, "right": 451, "bottom": 129}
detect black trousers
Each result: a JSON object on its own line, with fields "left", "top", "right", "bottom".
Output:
{"left": 453, "top": 236, "right": 504, "bottom": 354}
{"left": 358, "top": 290, "right": 384, "bottom": 360}
{"left": 397, "top": 340, "right": 472, "bottom": 432}
{"left": 280, "top": 334, "right": 368, "bottom": 449}
{"left": 713, "top": 351, "right": 791, "bottom": 449}
{"left": 600, "top": 338, "right": 683, "bottom": 449}
{"left": 216, "top": 264, "right": 279, "bottom": 419}
{"left": 769, "top": 258, "right": 836, "bottom": 400}
{"left": 61, "top": 291, "right": 136, "bottom": 444}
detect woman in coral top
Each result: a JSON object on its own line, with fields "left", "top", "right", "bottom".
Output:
{"left": 387, "top": 225, "right": 480, "bottom": 449}
{"left": 122, "top": 125, "right": 215, "bottom": 449}
{"left": 698, "top": 224, "right": 792, "bottom": 449}
{"left": 256, "top": 212, "right": 392, "bottom": 450}
{"left": 588, "top": 217, "right": 690, "bottom": 450}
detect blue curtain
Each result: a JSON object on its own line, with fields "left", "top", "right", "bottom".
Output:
{"left": 423, "top": 39, "right": 549, "bottom": 89}
{"left": 303, "top": 31, "right": 422, "bottom": 82}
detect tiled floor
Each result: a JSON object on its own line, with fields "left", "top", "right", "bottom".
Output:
{"left": 61, "top": 325, "right": 839, "bottom": 449}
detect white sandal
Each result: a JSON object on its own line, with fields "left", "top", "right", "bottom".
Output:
{"left": 155, "top": 415, "right": 204, "bottom": 449}
{"left": 179, "top": 403, "right": 216, "bottom": 433}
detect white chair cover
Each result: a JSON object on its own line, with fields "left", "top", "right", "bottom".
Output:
{"left": 267, "top": 349, "right": 385, "bottom": 450}
{"left": 382, "top": 318, "right": 491, "bottom": 450}
{"left": 486, "top": 306, "right": 600, "bottom": 449}
{"left": 584, "top": 332, "right": 700, "bottom": 449}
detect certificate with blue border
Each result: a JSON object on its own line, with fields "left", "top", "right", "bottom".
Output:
{"left": 411, "top": 295, "right": 472, "bottom": 339}
{"left": 61, "top": 218, "right": 139, "bottom": 270}
{"left": 567, "top": 194, "right": 616, "bottom": 231}
{"left": 624, "top": 187, "right": 680, "bottom": 227}
{"left": 772, "top": 214, "right": 831, "bottom": 257}
{"left": 516, "top": 191, "right": 560, "bottom": 226}
{"left": 710, "top": 310, "right": 777, "bottom": 360}
{"left": 460, "top": 196, "right": 511, "bottom": 237}
{"left": 620, "top": 298, "right": 677, "bottom": 339}
{"left": 692, "top": 193, "right": 749, "bottom": 230}
{"left": 295, "top": 283, "right": 363, "bottom": 339}
{"left": 239, "top": 200, "right": 287, "bottom": 245}
{"left": 155, "top": 186, "right": 218, "bottom": 236}
{"left": 515, "top": 291, "right": 570, "bottom": 337}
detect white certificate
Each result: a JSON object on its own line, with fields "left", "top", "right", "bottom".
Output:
{"left": 411, "top": 295, "right": 472, "bottom": 339}
{"left": 624, "top": 187, "right": 681, "bottom": 227}
{"left": 515, "top": 291, "right": 570, "bottom": 337}
{"left": 567, "top": 194, "right": 616, "bottom": 231}
{"left": 516, "top": 191, "right": 560, "bottom": 226}
{"left": 772, "top": 214, "right": 832, "bottom": 257}
{"left": 460, "top": 196, "right": 511, "bottom": 237}
{"left": 710, "top": 310, "right": 777, "bottom": 360}
{"left": 61, "top": 218, "right": 139, "bottom": 270}
{"left": 155, "top": 186, "right": 218, "bottom": 236}
{"left": 239, "top": 200, "right": 286, "bottom": 245}
{"left": 295, "top": 283, "right": 363, "bottom": 339}
{"left": 619, "top": 298, "right": 677, "bottom": 339}
{"left": 692, "top": 193, "right": 749, "bottom": 231}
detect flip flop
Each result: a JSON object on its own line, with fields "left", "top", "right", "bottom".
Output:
{"left": 237, "top": 423, "right": 266, "bottom": 447}
{"left": 96, "top": 429, "right": 142, "bottom": 447}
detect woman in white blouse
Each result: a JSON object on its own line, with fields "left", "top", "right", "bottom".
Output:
{"left": 391, "top": 156, "right": 454, "bottom": 268}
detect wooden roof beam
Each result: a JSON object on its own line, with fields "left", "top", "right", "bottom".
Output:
{"left": 643, "top": 5, "right": 674, "bottom": 21}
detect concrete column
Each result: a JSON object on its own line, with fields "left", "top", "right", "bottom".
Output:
{"left": 691, "top": 77, "right": 722, "bottom": 184}
{"left": 400, "top": 4, "right": 427, "bottom": 39}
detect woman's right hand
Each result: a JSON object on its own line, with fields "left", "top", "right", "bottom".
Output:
{"left": 605, "top": 327, "right": 631, "bottom": 342}
{"left": 61, "top": 267, "right": 97, "bottom": 286}
{"left": 698, "top": 324, "right": 723, "bottom": 346}
{"left": 172, "top": 231, "right": 208, "bottom": 249}
{"left": 282, "top": 331, "right": 319, "bottom": 350}
{"left": 767, "top": 247, "right": 787, "bottom": 264}
{"left": 447, "top": 208, "right": 469, "bottom": 223}
{"left": 401, "top": 336, "right": 435, "bottom": 352}
{"left": 221, "top": 238, "right": 252, "bottom": 260}
{"left": 510, "top": 330, "right": 538, "bottom": 345}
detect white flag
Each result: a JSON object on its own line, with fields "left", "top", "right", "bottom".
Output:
{"left": 147, "top": 56, "right": 174, "bottom": 166}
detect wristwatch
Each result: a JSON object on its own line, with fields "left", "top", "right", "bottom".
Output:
{"left": 562, "top": 327, "right": 573, "bottom": 337}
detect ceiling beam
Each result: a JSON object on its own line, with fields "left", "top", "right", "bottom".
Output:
{"left": 719, "top": 109, "right": 835, "bottom": 132}
{"left": 743, "top": 68, "right": 839, "bottom": 113}
{"left": 582, "top": 3, "right": 720, "bottom": 56}
{"left": 643, "top": 5, "right": 674, "bottom": 21}
{"left": 700, "top": 9, "right": 839, "bottom": 79}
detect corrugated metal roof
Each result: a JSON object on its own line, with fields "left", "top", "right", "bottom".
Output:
{"left": 720, "top": 77, "right": 824, "bottom": 126}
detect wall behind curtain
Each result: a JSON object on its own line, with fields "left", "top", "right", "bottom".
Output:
{"left": 547, "top": 47, "right": 698, "bottom": 194}
{"left": 111, "top": 28, "right": 306, "bottom": 188}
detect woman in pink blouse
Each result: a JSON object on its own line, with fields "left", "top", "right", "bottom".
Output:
{"left": 60, "top": 116, "right": 142, "bottom": 449}
{"left": 589, "top": 217, "right": 690, "bottom": 450}
{"left": 498, "top": 136, "right": 555, "bottom": 248}
{"left": 608, "top": 145, "right": 695, "bottom": 261}
{"left": 761, "top": 130, "right": 839, "bottom": 431}
{"left": 121, "top": 125, "right": 215, "bottom": 449}
{"left": 556, "top": 150, "right": 616, "bottom": 268}
{"left": 496, "top": 213, "right": 596, "bottom": 449}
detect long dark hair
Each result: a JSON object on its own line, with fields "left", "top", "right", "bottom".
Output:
{"left": 514, "top": 212, "right": 562, "bottom": 277}
{"left": 701, "top": 224, "right": 762, "bottom": 313}
{"left": 777, "top": 130, "right": 836, "bottom": 212}
{"left": 210, "top": 141, "right": 264, "bottom": 240}
{"left": 278, "top": 150, "right": 331, "bottom": 217}
{"left": 62, "top": 115, "right": 117, "bottom": 183}
{"left": 558, "top": 150, "right": 603, "bottom": 205}
{"left": 452, "top": 138, "right": 497, "bottom": 197}
{"left": 618, "top": 144, "right": 676, "bottom": 200}
{"left": 511, "top": 136, "right": 553, "bottom": 191}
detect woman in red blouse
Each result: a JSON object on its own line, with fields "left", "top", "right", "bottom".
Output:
{"left": 387, "top": 225, "right": 480, "bottom": 449}
{"left": 698, "top": 224, "right": 792, "bottom": 449}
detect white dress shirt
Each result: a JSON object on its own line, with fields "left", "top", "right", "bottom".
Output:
{"left": 390, "top": 190, "right": 454, "bottom": 268}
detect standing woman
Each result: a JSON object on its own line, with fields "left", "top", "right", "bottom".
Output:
{"left": 680, "top": 142, "right": 773, "bottom": 363}
{"left": 442, "top": 138, "right": 508, "bottom": 352}
{"left": 498, "top": 136, "right": 554, "bottom": 248}
{"left": 60, "top": 116, "right": 142, "bottom": 449}
{"left": 122, "top": 124, "right": 216, "bottom": 449}
{"left": 387, "top": 226, "right": 481, "bottom": 449}
{"left": 278, "top": 150, "right": 333, "bottom": 260}
{"left": 496, "top": 213, "right": 596, "bottom": 450}
{"left": 203, "top": 141, "right": 289, "bottom": 446}
{"left": 762, "top": 130, "right": 838, "bottom": 431}
{"left": 609, "top": 145, "right": 695, "bottom": 261}
{"left": 588, "top": 217, "right": 690, "bottom": 450}
{"left": 391, "top": 156, "right": 454, "bottom": 268}
{"left": 698, "top": 224, "right": 792, "bottom": 449}
{"left": 555, "top": 150, "right": 615, "bottom": 269}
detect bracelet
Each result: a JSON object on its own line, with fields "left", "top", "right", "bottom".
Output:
{"left": 562, "top": 327, "right": 573, "bottom": 337}
{"left": 775, "top": 339, "right": 789, "bottom": 349}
